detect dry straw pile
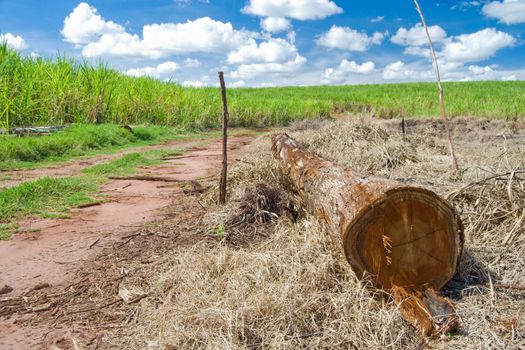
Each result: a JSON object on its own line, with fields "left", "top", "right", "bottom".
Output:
{"left": 114, "top": 116, "right": 524, "bottom": 349}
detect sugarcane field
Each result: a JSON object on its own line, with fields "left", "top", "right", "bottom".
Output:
{"left": 1, "top": 1, "right": 525, "bottom": 349}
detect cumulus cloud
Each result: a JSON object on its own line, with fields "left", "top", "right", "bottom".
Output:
{"left": 451, "top": 1, "right": 482, "bottom": 10}
{"left": 316, "top": 25, "right": 385, "bottom": 51}
{"left": 391, "top": 23, "right": 447, "bottom": 46}
{"left": 229, "top": 80, "right": 246, "bottom": 88}
{"left": 392, "top": 24, "right": 516, "bottom": 64}
{"left": 379, "top": 59, "right": 522, "bottom": 83}
{"left": 83, "top": 17, "right": 254, "bottom": 58}
{"left": 62, "top": 4, "right": 255, "bottom": 58}
{"left": 230, "top": 54, "right": 306, "bottom": 79}
{"left": 260, "top": 17, "right": 291, "bottom": 33}
{"left": 242, "top": 0, "right": 342, "bottom": 20}
{"left": 502, "top": 74, "right": 517, "bottom": 81}
{"left": 323, "top": 59, "right": 375, "bottom": 84}
{"left": 125, "top": 61, "right": 180, "bottom": 78}
{"left": 62, "top": 2, "right": 124, "bottom": 45}
{"left": 182, "top": 80, "right": 207, "bottom": 87}
{"left": 370, "top": 16, "right": 385, "bottom": 23}
{"left": 183, "top": 58, "right": 201, "bottom": 67}
{"left": 382, "top": 61, "right": 418, "bottom": 80}
{"left": 227, "top": 38, "right": 298, "bottom": 64}
{"left": 227, "top": 37, "right": 306, "bottom": 79}
{"left": 0, "top": 33, "right": 27, "bottom": 50}
{"left": 440, "top": 28, "right": 516, "bottom": 62}
{"left": 468, "top": 65, "right": 494, "bottom": 75}
{"left": 483, "top": 0, "right": 525, "bottom": 24}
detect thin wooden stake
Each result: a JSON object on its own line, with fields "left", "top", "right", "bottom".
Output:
{"left": 218, "top": 72, "right": 229, "bottom": 205}
{"left": 401, "top": 116, "right": 406, "bottom": 142}
{"left": 413, "top": 0, "right": 459, "bottom": 173}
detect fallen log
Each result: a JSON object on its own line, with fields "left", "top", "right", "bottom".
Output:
{"left": 272, "top": 133, "right": 464, "bottom": 336}
{"left": 0, "top": 125, "right": 66, "bottom": 135}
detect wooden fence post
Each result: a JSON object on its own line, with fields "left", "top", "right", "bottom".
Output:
{"left": 218, "top": 72, "right": 229, "bottom": 205}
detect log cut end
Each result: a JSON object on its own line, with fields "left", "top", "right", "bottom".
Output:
{"left": 344, "top": 187, "right": 463, "bottom": 291}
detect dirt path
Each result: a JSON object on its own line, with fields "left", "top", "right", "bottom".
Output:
{"left": 0, "top": 137, "right": 214, "bottom": 190}
{"left": 0, "top": 133, "right": 256, "bottom": 350}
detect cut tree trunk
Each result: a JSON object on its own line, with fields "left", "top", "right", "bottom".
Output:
{"left": 272, "top": 133, "right": 464, "bottom": 336}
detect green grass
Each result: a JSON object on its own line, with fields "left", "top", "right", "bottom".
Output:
{"left": 0, "top": 124, "right": 191, "bottom": 169}
{"left": 0, "top": 222, "right": 18, "bottom": 240}
{"left": 0, "top": 176, "right": 99, "bottom": 222}
{"left": 1, "top": 44, "right": 524, "bottom": 132}
{"left": 0, "top": 147, "right": 185, "bottom": 239}
{"left": 82, "top": 149, "right": 182, "bottom": 176}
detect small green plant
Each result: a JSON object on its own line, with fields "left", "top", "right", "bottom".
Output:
{"left": 0, "top": 222, "right": 18, "bottom": 240}
{"left": 215, "top": 222, "right": 225, "bottom": 240}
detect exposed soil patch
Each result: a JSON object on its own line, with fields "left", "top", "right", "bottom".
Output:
{"left": 0, "top": 134, "right": 256, "bottom": 349}
{"left": 0, "top": 137, "right": 210, "bottom": 190}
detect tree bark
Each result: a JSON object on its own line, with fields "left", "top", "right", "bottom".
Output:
{"left": 272, "top": 133, "right": 464, "bottom": 336}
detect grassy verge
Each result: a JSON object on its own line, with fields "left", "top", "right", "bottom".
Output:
{"left": 82, "top": 149, "right": 183, "bottom": 176}
{"left": 0, "top": 149, "right": 184, "bottom": 239}
{"left": 0, "top": 124, "right": 205, "bottom": 170}
{"left": 2, "top": 44, "right": 524, "bottom": 130}
{"left": 0, "top": 176, "right": 99, "bottom": 223}
{"left": 0, "top": 127, "right": 260, "bottom": 171}
{"left": 0, "top": 124, "right": 182, "bottom": 164}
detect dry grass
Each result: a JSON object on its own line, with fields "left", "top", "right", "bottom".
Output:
{"left": 107, "top": 116, "right": 524, "bottom": 349}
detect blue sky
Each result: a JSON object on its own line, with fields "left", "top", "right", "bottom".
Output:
{"left": 1, "top": 0, "right": 524, "bottom": 87}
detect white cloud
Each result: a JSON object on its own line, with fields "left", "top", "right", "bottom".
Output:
{"left": 286, "top": 31, "right": 296, "bottom": 44}
{"left": 0, "top": 33, "right": 27, "bottom": 50}
{"left": 502, "top": 74, "right": 517, "bottom": 80}
{"left": 382, "top": 61, "right": 415, "bottom": 80}
{"left": 338, "top": 59, "right": 375, "bottom": 74}
{"left": 441, "top": 28, "right": 516, "bottom": 62}
{"left": 62, "top": 4, "right": 255, "bottom": 58}
{"left": 83, "top": 17, "right": 254, "bottom": 58}
{"left": 316, "top": 25, "right": 385, "bottom": 51}
{"left": 392, "top": 24, "right": 516, "bottom": 65}
{"left": 183, "top": 58, "right": 201, "bottom": 67}
{"left": 231, "top": 54, "right": 306, "bottom": 79}
{"left": 323, "top": 59, "right": 375, "bottom": 84}
{"left": 370, "top": 16, "right": 385, "bottom": 23}
{"left": 260, "top": 17, "right": 291, "bottom": 33}
{"left": 242, "top": 0, "right": 343, "bottom": 20}
{"left": 381, "top": 61, "right": 436, "bottom": 81}
{"left": 227, "top": 38, "right": 298, "bottom": 64}
{"left": 391, "top": 23, "right": 447, "bottom": 46}
{"left": 227, "top": 37, "right": 306, "bottom": 79}
{"left": 182, "top": 80, "right": 208, "bottom": 87}
{"left": 229, "top": 80, "right": 246, "bottom": 88}
{"left": 125, "top": 61, "right": 180, "bottom": 78}
{"left": 451, "top": 1, "right": 482, "bottom": 10}
{"left": 62, "top": 2, "right": 124, "bottom": 45}
{"left": 483, "top": 0, "right": 525, "bottom": 24}
{"left": 468, "top": 65, "right": 494, "bottom": 75}
{"left": 174, "top": 0, "right": 210, "bottom": 5}
{"left": 402, "top": 45, "right": 431, "bottom": 58}
{"left": 379, "top": 59, "right": 523, "bottom": 83}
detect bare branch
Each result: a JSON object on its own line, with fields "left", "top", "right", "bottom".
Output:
{"left": 413, "top": 0, "right": 459, "bottom": 173}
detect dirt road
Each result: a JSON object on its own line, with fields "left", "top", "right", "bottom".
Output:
{"left": 0, "top": 133, "right": 256, "bottom": 349}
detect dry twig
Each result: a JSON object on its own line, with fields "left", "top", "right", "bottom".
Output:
{"left": 413, "top": 0, "right": 459, "bottom": 173}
